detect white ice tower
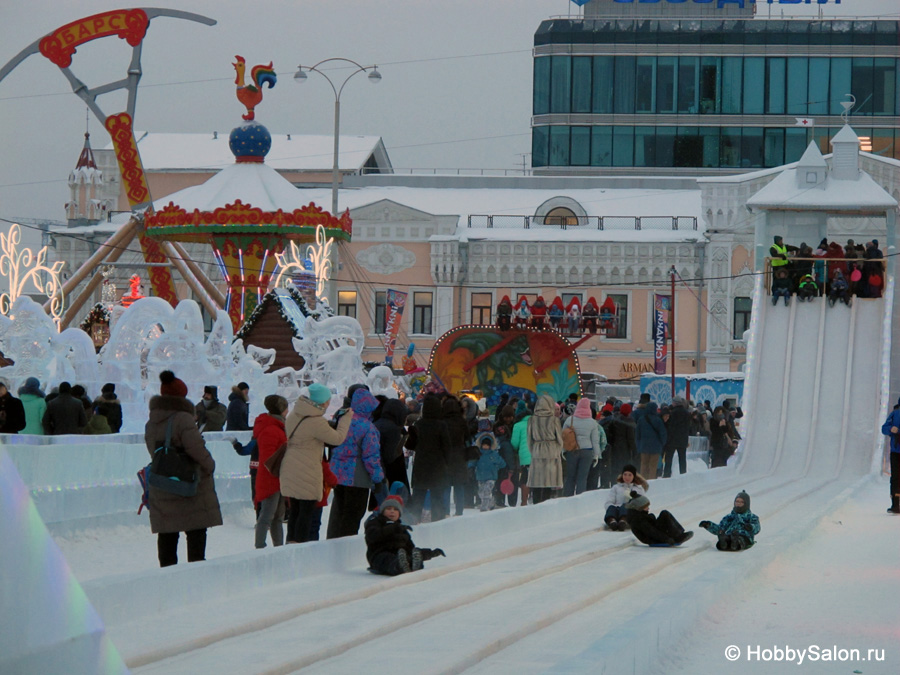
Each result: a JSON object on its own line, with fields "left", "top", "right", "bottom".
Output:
{"left": 0, "top": 449, "right": 129, "bottom": 674}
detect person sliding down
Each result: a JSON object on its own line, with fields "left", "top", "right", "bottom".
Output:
{"left": 364, "top": 495, "right": 445, "bottom": 576}
{"left": 625, "top": 491, "right": 692, "bottom": 546}
{"left": 828, "top": 270, "right": 851, "bottom": 307}
{"left": 699, "top": 490, "right": 760, "bottom": 551}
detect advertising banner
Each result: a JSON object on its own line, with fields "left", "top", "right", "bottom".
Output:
{"left": 654, "top": 294, "right": 671, "bottom": 375}
{"left": 383, "top": 289, "right": 408, "bottom": 366}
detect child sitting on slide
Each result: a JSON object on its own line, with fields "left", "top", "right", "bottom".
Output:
{"left": 625, "top": 492, "right": 693, "bottom": 546}
{"left": 364, "top": 495, "right": 445, "bottom": 575}
{"left": 699, "top": 490, "right": 760, "bottom": 551}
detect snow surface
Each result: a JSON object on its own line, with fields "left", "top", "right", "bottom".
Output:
{"left": 3, "top": 292, "right": 897, "bottom": 674}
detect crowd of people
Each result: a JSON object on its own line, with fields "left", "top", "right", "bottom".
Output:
{"left": 769, "top": 235, "right": 885, "bottom": 306}
{"left": 0, "top": 377, "right": 123, "bottom": 436}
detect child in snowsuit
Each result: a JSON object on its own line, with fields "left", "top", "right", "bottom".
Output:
{"left": 604, "top": 463, "right": 648, "bottom": 530}
{"left": 828, "top": 270, "right": 851, "bottom": 307}
{"left": 771, "top": 269, "right": 793, "bottom": 306}
{"left": 796, "top": 274, "right": 818, "bottom": 301}
{"left": 699, "top": 490, "right": 760, "bottom": 551}
{"left": 474, "top": 433, "right": 506, "bottom": 511}
{"left": 625, "top": 492, "right": 693, "bottom": 546}
{"left": 364, "top": 496, "right": 446, "bottom": 576}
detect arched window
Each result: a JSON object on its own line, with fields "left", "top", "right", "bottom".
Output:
{"left": 544, "top": 206, "right": 579, "bottom": 226}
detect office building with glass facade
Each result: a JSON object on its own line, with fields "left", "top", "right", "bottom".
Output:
{"left": 532, "top": 9, "right": 899, "bottom": 173}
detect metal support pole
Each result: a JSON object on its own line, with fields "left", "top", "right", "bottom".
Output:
{"left": 670, "top": 265, "right": 676, "bottom": 398}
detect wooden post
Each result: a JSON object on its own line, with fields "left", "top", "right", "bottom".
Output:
{"left": 169, "top": 241, "right": 227, "bottom": 307}
{"left": 159, "top": 241, "right": 221, "bottom": 319}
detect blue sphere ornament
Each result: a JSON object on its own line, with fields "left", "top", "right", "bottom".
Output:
{"left": 229, "top": 120, "right": 272, "bottom": 161}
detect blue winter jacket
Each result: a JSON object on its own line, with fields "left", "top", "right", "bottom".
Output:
{"left": 635, "top": 402, "right": 667, "bottom": 455}
{"left": 881, "top": 404, "right": 900, "bottom": 454}
{"left": 329, "top": 389, "right": 384, "bottom": 487}
{"left": 707, "top": 510, "right": 761, "bottom": 545}
{"left": 475, "top": 448, "right": 507, "bottom": 481}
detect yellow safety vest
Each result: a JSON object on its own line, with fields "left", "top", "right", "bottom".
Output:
{"left": 771, "top": 243, "right": 789, "bottom": 267}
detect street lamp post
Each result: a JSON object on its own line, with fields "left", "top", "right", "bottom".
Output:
{"left": 294, "top": 58, "right": 382, "bottom": 218}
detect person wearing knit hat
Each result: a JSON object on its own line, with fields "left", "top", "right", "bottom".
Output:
{"left": 226, "top": 381, "right": 251, "bottom": 431}
{"left": 306, "top": 383, "right": 332, "bottom": 407}
{"left": 195, "top": 385, "right": 227, "bottom": 433}
{"left": 625, "top": 490, "right": 692, "bottom": 546}
{"left": 562, "top": 397, "right": 605, "bottom": 497}
{"left": 94, "top": 382, "right": 123, "bottom": 433}
{"left": 17, "top": 376, "right": 46, "bottom": 435}
{"left": 364, "top": 494, "right": 445, "bottom": 576}
{"left": 145, "top": 370, "right": 223, "bottom": 567}
{"left": 699, "top": 489, "right": 760, "bottom": 551}
{"left": 604, "top": 464, "right": 648, "bottom": 530}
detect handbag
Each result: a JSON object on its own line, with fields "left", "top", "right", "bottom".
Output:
{"left": 264, "top": 417, "right": 307, "bottom": 478}
{"left": 148, "top": 419, "right": 199, "bottom": 497}
{"left": 562, "top": 419, "right": 578, "bottom": 452}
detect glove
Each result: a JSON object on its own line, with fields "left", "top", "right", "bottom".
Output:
{"left": 743, "top": 522, "right": 754, "bottom": 532}
{"left": 592, "top": 457, "right": 599, "bottom": 468}
{"left": 433, "top": 548, "right": 446, "bottom": 557}
{"left": 699, "top": 521, "right": 712, "bottom": 529}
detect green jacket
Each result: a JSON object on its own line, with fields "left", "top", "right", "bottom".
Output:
{"left": 511, "top": 416, "right": 532, "bottom": 466}
{"left": 19, "top": 393, "right": 46, "bottom": 435}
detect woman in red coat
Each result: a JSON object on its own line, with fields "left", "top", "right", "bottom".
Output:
{"left": 253, "top": 395, "right": 289, "bottom": 549}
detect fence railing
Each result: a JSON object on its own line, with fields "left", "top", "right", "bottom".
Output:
{"left": 467, "top": 215, "right": 698, "bottom": 230}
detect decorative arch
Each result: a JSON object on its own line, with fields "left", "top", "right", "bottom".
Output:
{"left": 534, "top": 196, "right": 588, "bottom": 226}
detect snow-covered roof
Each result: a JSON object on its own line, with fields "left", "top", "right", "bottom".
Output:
{"left": 103, "top": 132, "right": 390, "bottom": 173}
{"left": 747, "top": 167, "right": 897, "bottom": 211}
{"left": 153, "top": 161, "right": 327, "bottom": 213}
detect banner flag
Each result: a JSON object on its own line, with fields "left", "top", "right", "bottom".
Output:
{"left": 383, "top": 289, "right": 408, "bottom": 367}
{"left": 654, "top": 294, "right": 671, "bottom": 375}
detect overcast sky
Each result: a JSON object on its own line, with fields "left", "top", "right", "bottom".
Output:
{"left": 0, "top": 0, "right": 897, "bottom": 244}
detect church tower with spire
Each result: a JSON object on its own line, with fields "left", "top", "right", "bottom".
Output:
{"left": 65, "top": 130, "right": 116, "bottom": 227}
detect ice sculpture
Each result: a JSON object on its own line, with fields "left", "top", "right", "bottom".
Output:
{"left": 292, "top": 314, "right": 367, "bottom": 396}
{"left": 366, "top": 365, "right": 398, "bottom": 399}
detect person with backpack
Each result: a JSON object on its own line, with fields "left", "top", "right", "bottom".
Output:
{"left": 145, "top": 371, "right": 222, "bottom": 567}
{"left": 562, "top": 397, "right": 603, "bottom": 496}
{"left": 281, "top": 384, "right": 354, "bottom": 543}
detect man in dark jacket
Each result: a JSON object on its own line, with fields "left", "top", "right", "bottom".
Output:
{"left": 95, "top": 382, "right": 123, "bottom": 433}
{"left": 663, "top": 397, "right": 691, "bottom": 478}
{"left": 196, "top": 385, "right": 227, "bottom": 432}
{"left": 406, "top": 395, "right": 451, "bottom": 523}
{"left": 374, "top": 398, "right": 410, "bottom": 493}
{"left": 636, "top": 401, "right": 666, "bottom": 480}
{"left": 0, "top": 380, "right": 27, "bottom": 434}
{"left": 42, "top": 381, "right": 86, "bottom": 435}
{"left": 225, "top": 382, "right": 250, "bottom": 431}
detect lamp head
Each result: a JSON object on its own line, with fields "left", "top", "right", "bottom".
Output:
{"left": 367, "top": 67, "right": 382, "bottom": 84}
{"left": 293, "top": 67, "right": 308, "bottom": 83}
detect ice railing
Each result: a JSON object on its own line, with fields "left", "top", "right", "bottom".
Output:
{"left": 467, "top": 215, "right": 698, "bottom": 230}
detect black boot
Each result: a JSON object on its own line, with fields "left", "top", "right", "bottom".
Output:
{"left": 606, "top": 518, "right": 619, "bottom": 531}
{"left": 889, "top": 496, "right": 900, "bottom": 514}
{"left": 397, "top": 549, "right": 411, "bottom": 573}
{"left": 717, "top": 534, "right": 730, "bottom": 551}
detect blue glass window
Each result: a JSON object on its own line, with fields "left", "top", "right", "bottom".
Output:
{"left": 613, "top": 127, "right": 634, "bottom": 166}
{"left": 533, "top": 57, "right": 550, "bottom": 115}
{"left": 592, "top": 56, "right": 614, "bottom": 114}
{"left": 830, "top": 58, "right": 851, "bottom": 115}
{"left": 872, "top": 58, "right": 896, "bottom": 115}
{"left": 657, "top": 57, "right": 677, "bottom": 113}
{"left": 674, "top": 127, "right": 701, "bottom": 167}
{"left": 700, "top": 57, "right": 720, "bottom": 114}
{"left": 743, "top": 58, "right": 764, "bottom": 114}
{"left": 720, "top": 128, "right": 741, "bottom": 167}
{"left": 636, "top": 57, "right": 656, "bottom": 113}
{"left": 766, "top": 58, "right": 786, "bottom": 114}
{"left": 614, "top": 56, "right": 636, "bottom": 114}
{"left": 764, "top": 128, "right": 785, "bottom": 167}
{"left": 591, "top": 127, "right": 612, "bottom": 166}
{"left": 532, "top": 126, "right": 549, "bottom": 167}
{"left": 550, "top": 56, "right": 571, "bottom": 114}
{"left": 807, "top": 58, "right": 830, "bottom": 115}
{"left": 549, "top": 126, "right": 570, "bottom": 166}
{"left": 635, "top": 126, "right": 656, "bottom": 165}
{"left": 787, "top": 58, "right": 808, "bottom": 115}
{"left": 741, "top": 128, "right": 764, "bottom": 168}
{"left": 721, "top": 58, "right": 742, "bottom": 114}
{"left": 677, "top": 57, "right": 699, "bottom": 114}
{"left": 572, "top": 57, "right": 592, "bottom": 114}
{"left": 700, "top": 128, "right": 720, "bottom": 168}
{"left": 851, "top": 58, "right": 873, "bottom": 115}
{"left": 570, "top": 126, "right": 591, "bottom": 166}
{"left": 656, "top": 127, "right": 677, "bottom": 166}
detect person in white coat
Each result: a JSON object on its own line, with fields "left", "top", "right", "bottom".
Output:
{"left": 604, "top": 464, "right": 648, "bottom": 530}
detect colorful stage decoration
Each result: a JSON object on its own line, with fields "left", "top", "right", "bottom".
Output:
{"left": 120, "top": 275, "right": 144, "bottom": 308}
{"left": 38, "top": 8, "right": 149, "bottom": 68}
{"left": 428, "top": 326, "right": 583, "bottom": 407}
{"left": 0, "top": 224, "right": 65, "bottom": 330}
{"left": 233, "top": 55, "right": 277, "bottom": 122}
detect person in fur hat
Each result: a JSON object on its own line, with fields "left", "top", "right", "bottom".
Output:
{"left": 625, "top": 491, "right": 692, "bottom": 546}
{"left": 699, "top": 490, "right": 760, "bottom": 551}
{"left": 364, "top": 495, "right": 446, "bottom": 576}
{"left": 604, "top": 464, "right": 648, "bottom": 530}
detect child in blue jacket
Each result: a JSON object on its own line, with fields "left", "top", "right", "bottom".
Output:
{"left": 699, "top": 490, "right": 761, "bottom": 551}
{"left": 474, "top": 433, "right": 506, "bottom": 511}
